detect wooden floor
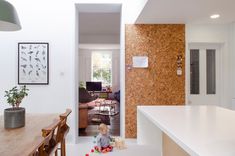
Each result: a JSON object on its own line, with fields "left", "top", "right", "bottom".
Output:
{"left": 79, "top": 102, "right": 120, "bottom": 137}
{"left": 79, "top": 114, "right": 120, "bottom": 136}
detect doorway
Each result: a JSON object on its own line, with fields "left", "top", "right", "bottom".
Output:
{"left": 188, "top": 44, "right": 222, "bottom": 106}
{"left": 76, "top": 4, "right": 122, "bottom": 137}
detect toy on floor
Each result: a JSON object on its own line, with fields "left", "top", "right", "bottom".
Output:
{"left": 85, "top": 149, "right": 95, "bottom": 156}
{"left": 114, "top": 137, "right": 126, "bottom": 150}
{"left": 84, "top": 137, "right": 99, "bottom": 156}
{"left": 94, "top": 123, "right": 113, "bottom": 153}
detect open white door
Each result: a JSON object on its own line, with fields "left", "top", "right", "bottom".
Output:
{"left": 188, "top": 44, "right": 221, "bottom": 106}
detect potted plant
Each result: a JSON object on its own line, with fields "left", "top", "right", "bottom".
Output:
{"left": 79, "top": 81, "right": 85, "bottom": 88}
{"left": 4, "top": 85, "right": 29, "bottom": 129}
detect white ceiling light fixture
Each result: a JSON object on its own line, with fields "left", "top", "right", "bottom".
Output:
{"left": 0, "top": 0, "right": 21, "bottom": 31}
{"left": 210, "top": 14, "right": 220, "bottom": 19}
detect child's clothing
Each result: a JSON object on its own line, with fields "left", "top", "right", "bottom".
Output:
{"left": 96, "top": 133, "right": 111, "bottom": 148}
{"left": 96, "top": 133, "right": 113, "bottom": 153}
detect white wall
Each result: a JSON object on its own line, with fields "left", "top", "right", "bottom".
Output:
{"left": 79, "top": 48, "right": 120, "bottom": 93}
{"left": 0, "top": 0, "right": 79, "bottom": 143}
{"left": 0, "top": 0, "right": 147, "bottom": 144}
{"left": 186, "top": 24, "right": 234, "bottom": 109}
{"left": 186, "top": 24, "right": 229, "bottom": 43}
{"left": 79, "top": 49, "right": 92, "bottom": 83}
{"left": 228, "top": 22, "right": 235, "bottom": 108}
{"left": 80, "top": 34, "right": 120, "bottom": 44}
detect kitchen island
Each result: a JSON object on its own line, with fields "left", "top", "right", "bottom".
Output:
{"left": 137, "top": 106, "right": 235, "bottom": 156}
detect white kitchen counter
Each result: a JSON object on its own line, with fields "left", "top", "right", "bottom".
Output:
{"left": 137, "top": 105, "right": 235, "bottom": 156}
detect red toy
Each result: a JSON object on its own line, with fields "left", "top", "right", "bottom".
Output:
{"left": 94, "top": 145, "right": 113, "bottom": 153}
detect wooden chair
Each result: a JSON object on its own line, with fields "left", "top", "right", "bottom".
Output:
{"left": 56, "top": 109, "right": 72, "bottom": 156}
{"left": 27, "top": 137, "right": 44, "bottom": 156}
{"left": 38, "top": 119, "right": 61, "bottom": 156}
{"left": 32, "top": 109, "right": 71, "bottom": 156}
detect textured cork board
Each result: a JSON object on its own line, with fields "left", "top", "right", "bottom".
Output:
{"left": 125, "top": 24, "right": 185, "bottom": 138}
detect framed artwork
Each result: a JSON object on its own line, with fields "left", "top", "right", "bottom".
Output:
{"left": 18, "top": 42, "right": 49, "bottom": 85}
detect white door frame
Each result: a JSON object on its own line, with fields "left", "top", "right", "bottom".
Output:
{"left": 120, "top": 6, "right": 126, "bottom": 138}
{"left": 186, "top": 43, "right": 224, "bottom": 106}
{"left": 74, "top": 3, "right": 125, "bottom": 142}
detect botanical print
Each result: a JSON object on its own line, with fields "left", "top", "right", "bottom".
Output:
{"left": 18, "top": 43, "right": 49, "bottom": 84}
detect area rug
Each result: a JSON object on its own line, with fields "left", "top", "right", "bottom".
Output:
{"left": 88, "top": 109, "right": 110, "bottom": 125}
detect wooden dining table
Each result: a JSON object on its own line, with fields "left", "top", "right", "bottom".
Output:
{"left": 0, "top": 113, "right": 59, "bottom": 156}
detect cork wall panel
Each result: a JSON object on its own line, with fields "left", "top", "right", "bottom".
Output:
{"left": 125, "top": 24, "right": 185, "bottom": 138}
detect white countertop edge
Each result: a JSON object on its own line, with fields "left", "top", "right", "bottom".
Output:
{"left": 138, "top": 106, "right": 199, "bottom": 156}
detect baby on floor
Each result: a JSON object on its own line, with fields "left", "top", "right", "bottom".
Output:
{"left": 95, "top": 123, "right": 113, "bottom": 153}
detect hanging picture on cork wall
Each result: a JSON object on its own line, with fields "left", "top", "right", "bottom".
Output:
{"left": 18, "top": 42, "right": 49, "bottom": 85}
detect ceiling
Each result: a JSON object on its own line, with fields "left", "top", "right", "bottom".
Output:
{"left": 77, "top": 4, "right": 121, "bottom": 13}
{"left": 136, "top": 0, "right": 235, "bottom": 24}
{"left": 79, "top": 13, "right": 120, "bottom": 36}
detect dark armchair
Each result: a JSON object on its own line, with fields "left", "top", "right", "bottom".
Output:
{"left": 79, "top": 87, "right": 98, "bottom": 129}
{"left": 79, "top": 87, "right": 98, "bottom": 103}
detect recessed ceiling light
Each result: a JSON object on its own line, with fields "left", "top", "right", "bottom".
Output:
{"left": 210, "top": 14, "right": 220, "bottom": 19}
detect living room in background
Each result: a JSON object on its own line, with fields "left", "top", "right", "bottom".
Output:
{"left": 77, "top": 6, "right": 121, "bottom": 137}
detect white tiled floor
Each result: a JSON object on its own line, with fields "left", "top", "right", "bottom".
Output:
{"left": 67, "top": 137, "right": 159, "bottom": 156}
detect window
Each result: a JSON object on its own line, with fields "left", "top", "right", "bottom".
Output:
{"left": 206, "top": 49, "right": 216, "bottom": 94}
{"left": 190, "top": 49, "right": 200, "bottom": 94}
{"left": 92, "top": 51, "right": 112, "bottom": 87}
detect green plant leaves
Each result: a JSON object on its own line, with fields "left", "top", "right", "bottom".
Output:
{"left": 4, "top": 85, "right": 29, "bottom": 108}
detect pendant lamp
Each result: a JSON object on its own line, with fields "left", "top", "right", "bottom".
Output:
{"left": 0, "top": 0, "right": 21, "bottom": 31}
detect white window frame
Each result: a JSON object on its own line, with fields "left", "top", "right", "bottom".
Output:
{"left": 91, "top": 51, "right": 112, "bottom": 87}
